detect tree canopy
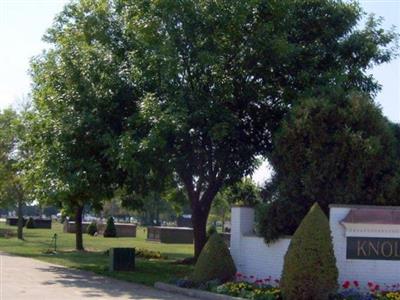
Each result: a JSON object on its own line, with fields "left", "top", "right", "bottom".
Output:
{"left": 115, "top": 0, "right": 397, "bottom": 256}
{"left": 0, "top": 108, "right": 31, "bottom": 239}
{"left": 258, "top": 93, "right": 400, "bottom": 242}
{"left": 0, "top": 109, "right": 20, "bottom": 208}
{"left": 26, "top": 0, "right": 398, "bottom": 256}
{"left": 26, "top": 0, "right": 132, "bottom": 250}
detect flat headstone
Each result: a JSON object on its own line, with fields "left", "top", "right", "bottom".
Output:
{"left": 109, "top": 248, "right": 135, "bottom": 272}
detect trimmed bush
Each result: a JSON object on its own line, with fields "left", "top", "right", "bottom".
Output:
{"left": 103, "top": 217, "right": 117, "bottom": 237}
{"left": 207, "top": 225, "right": 217, "bottom": 239}
{"left": 191, "top": 233, "right": 236, "bottom": 283}
{"left": 87, "top": 221, "right": 97, "bottom": 236}
{"left": 280, "top": 202, "right": 338, "bottom": 300}
{"left": 25, "top": 217, "right": 35, "bottom": 229}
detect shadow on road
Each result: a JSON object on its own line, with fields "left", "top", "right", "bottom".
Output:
{"left": 36, "top": 265, "right": 188, "bottom": 300}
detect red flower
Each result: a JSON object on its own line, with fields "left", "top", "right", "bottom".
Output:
{"left": 342, "top": 281, "right": 351, "bottom": 289}
{"left": 236, "top": 272, "right": 242, "bottom": 277}
{"left": 367, "top": 282, "right": 380, "bottom": 293}
{"left": 353, "top": 280, "right": 359, "bottom": 288}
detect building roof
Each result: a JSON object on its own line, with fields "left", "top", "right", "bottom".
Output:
{"left": 341, "top": 207, "right": 400, "bottom": 225}
{"left": 330, "top": 204, "right": 400, "bottom": 210}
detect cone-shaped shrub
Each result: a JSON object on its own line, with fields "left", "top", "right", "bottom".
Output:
{"left": 281, "top": 203, "right": 338, "bottom": 300}
{"left": 26, "top": 217, "right": 35, "bottom": 229}
{"left": 103, "top": 217, "right": 117, "bottom": 237}
{"left": 87, "top": 221, "right": 97, "bottom": 236}
{"left": 191, "top": 233, "right": 236, "bottom": 283}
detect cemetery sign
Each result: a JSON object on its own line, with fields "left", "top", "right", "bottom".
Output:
{"left": 347, "top": 237, "right": 400, "bottom": 260}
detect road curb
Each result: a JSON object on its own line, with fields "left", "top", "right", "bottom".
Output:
{"left": 154, "top": 282, "right": 245, "bottom": 300}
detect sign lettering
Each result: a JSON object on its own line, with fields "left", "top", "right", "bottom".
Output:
{"left": 347, "top": 237, "right": 400, "bottom": 260}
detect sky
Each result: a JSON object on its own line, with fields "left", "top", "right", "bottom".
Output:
{"left": 0, "top": 0, "right": 399, "bottom": 185}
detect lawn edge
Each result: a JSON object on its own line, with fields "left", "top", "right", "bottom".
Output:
{"left": 154, "top": 282, "right": 246, "bottom": 300}
{"left": 0, "top": 250, "right": 158, "bottom": 287}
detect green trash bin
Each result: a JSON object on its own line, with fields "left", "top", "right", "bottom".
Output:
{"left": 109, "top": 248, "right": 135, "bottom": 271}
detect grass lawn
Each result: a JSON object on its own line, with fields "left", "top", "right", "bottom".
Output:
{"left": 0, "top": 221, "right": 194, "bottom": 286}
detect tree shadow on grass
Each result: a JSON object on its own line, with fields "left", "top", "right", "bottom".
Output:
{"left": 36, "top": 264, "right": 192, "bottom": 299}
{"left": 31, "top": 250, "right": 192, "bottom": 285}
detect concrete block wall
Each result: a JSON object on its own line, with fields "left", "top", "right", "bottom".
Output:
{"left": 230, "top": 206, "right": 255, "bottom": 270}
{"left": 114, "top": 223, "right": 137, "bottom": 237}
{"left": 64, "top": 221, "right": 136, "bottom": 237}
{"left": 63, "top": 221, "right": 91, "bottom": 233}
{"left": 147, "top": 226, "right": 193, "bottom": 243}
{"left": 230, "top": 207, "right": 290, "bottom": 280}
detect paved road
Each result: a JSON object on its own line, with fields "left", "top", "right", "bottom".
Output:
{"left": 0, "top": 252, "right": 196, "bottom": 300}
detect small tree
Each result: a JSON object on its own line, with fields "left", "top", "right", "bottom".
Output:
{"left": 87, "top": 221, "right": 97, "bottom": 236}
{"left": 0, "top": 108, "right": 30, "bottom": 240}
{"left": 281, "top": 203, "right": 338, "bottom": 300}
{"left": 212, "top": 178, "right": 260, "bottom": 232}
{"left": 27, "top": 1, "right": 127, "bottom": 250}
{"left": 103, "top": 217, "right": 116, "bottom": 238}
{"left": 25, "top": 217, "right": 35, "bottom": 229}
{"left": 223, "top": 178, "right": 261, "bottom": 207}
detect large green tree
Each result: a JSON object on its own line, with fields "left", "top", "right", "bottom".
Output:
{"left": 116, "top": 0, "right": 397, "bottom": 257}
{"left": 258, "top": 93, "right": 400, "bottom": 242}
{"left": 26, "top": 0, "right": 397, "bottom": 257}
{"left": 0, "top": 109, "right": 30, "bottom": 240}
{"left": 26, "top": 0, "right": 132, "bottom": 250}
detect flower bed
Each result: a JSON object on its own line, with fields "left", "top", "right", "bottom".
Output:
{"left": 215, "top": 281, "right": 281, "bottom": 300}
{"left": 333, "top": 281, "right": 400, "bottom": 300}
{"left": 174, "top": 273, "right": 281, "bottom": 300}
{"left": 174, "top": 274, "right": 400, "bottom": 300}
{"left": 211, "top": 273, "right": 281, "bottom": 300}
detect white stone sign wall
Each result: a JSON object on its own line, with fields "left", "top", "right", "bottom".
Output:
{"left": 230, "top": 205, "right": 400, "bottom": 286}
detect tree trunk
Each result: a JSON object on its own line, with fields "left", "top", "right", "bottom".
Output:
{"left": 155, "top": 195, "right": 160, "bottom": 226}
{"left": 17, "top": 198, "right": 24, "bottom": 240}
{"left": 192, "top": 207, "right": 209, "bottom": 259}
{"left": 182, "top": 173, "right": 223, "bottom": 259}
{"left": 75, "top": 205, "right": 84, "bottom": 251}
{"left": 222, "top": 211, "right": 225, "bottom": 232}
